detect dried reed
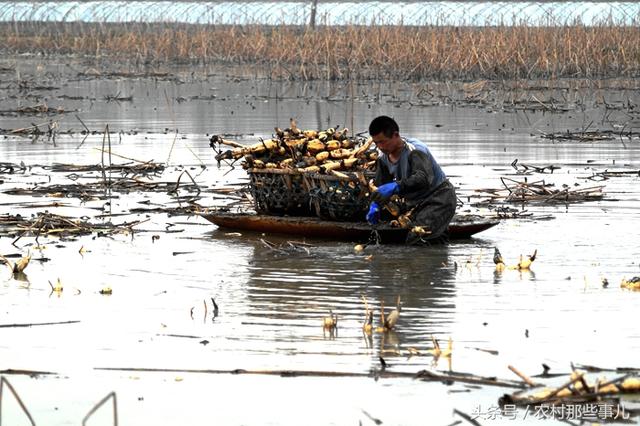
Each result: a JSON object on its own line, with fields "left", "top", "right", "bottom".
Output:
{"left": 1, "top": 22, "right": 639, "bottom": 81}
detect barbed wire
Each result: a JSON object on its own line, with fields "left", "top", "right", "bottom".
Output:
{"left": 0, "top": 1, "right": 638, "bottom": 26}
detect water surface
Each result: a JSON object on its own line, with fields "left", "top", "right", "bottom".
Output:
{"left": 1, "top": 58, "right": 640, "bottom": 425}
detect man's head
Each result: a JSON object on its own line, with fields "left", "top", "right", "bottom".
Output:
{"left": 369, "top": 115, "right": 403, "bottom": 156}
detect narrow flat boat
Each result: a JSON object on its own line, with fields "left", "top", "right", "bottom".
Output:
{"left": 202, "top": 212, "right": 498, "bottom": 243}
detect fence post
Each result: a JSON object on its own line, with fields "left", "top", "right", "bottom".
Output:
{"left": 309, "top": 0, "right": 318, "bottom": 28}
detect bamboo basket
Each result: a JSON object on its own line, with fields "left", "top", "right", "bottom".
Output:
{"left": 302, "top": 172, "right": 373, "bottom": 222}
{"left": 248, "top": 168, "right": 313, "bottom": 216}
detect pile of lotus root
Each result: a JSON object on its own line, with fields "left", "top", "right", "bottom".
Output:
{"left": 210, "top": 120, "right": 378, "bottom": 178}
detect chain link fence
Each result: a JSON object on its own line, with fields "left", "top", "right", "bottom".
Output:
{"left": 0, "top": 1, "right": 638, "bottom": 26}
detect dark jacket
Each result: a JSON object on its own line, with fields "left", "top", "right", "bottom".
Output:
{"left": 375, "top": 138, "right": 447, "bottom": 207}
{"left": 375, "top": 137, "right": 457, "bottom": 241}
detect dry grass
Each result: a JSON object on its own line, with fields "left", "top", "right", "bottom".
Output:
{"left": 1, "top": 22, "right": 639, "bottom": 81}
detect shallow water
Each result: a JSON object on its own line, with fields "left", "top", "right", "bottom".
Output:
{"left": 1, "top": 58, "right": 640, "bottom": 425}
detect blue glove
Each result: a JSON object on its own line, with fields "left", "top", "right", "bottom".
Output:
{"left": 366, "top": 202, "right": 380, "bottom": 225}
{"left": 372, "top": 182, "right": 399, "bottom": 203}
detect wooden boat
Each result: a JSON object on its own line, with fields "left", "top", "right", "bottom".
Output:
{"left": 202, "top": 212, "right": 499, "bottom": 243}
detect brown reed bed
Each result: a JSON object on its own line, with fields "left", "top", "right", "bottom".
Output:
{"left": 1, "top": 22, "right": 639, "bottom": 81}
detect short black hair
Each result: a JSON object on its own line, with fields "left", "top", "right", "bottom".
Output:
{"left": 369, "top": 116, "right": 399, "bottom": 137}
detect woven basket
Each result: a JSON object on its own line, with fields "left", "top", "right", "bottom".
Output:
{"left": 303, "top": 172, "right": 373, "bottom": 221}
{"left": 248, "top": 168, "right": 313, "bottom": 216}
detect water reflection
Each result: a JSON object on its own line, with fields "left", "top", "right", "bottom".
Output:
{"left": 11, "top": 271, "right": 30, "bottom": 285}
{"left": 239, "top": 237, "right": 458, "bottom": 370}
{"left": 493, "top": 266, "right": 537, "bottom": 284}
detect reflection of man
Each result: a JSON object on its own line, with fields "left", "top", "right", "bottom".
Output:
{"left": 366, "top": 115, "right": 457, "bottom": 243}
{"left": 363, "top": 244, "right": 455, "bottom": 354}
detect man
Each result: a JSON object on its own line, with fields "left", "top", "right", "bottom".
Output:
{"left": 366, "top": 115, "right": 457, "bottom": 243}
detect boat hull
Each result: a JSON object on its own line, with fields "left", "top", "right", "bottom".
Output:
{"left": 202, "top": 212, "right": 498, "bottom": 243}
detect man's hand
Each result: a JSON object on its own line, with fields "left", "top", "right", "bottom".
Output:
{"left": 366, "top": 202, "right": 380, "bottom": 225}
{"left": 371, "top": 182, "right": 399, "bottom": 203}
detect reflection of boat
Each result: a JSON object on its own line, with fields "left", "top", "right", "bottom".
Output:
{"left": 202, "top": 212, "right": 498, "bottom": 243}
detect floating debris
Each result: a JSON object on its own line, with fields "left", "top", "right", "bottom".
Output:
{"left": 0, "top": 126, "right": 139, "bottom": 137}
{"left": 517, "top": 249, "right": 537, "bottom": 270}
{"left": 539, "top": 129, "right": 640, "bottom": 142}
{"left": 500, "top": 370, "right": 640, "bottom": 411}
{"left": 75, "top": 69, "right": 174, "bottom": 80}
{"left": 476, "top": 178, "right": 604, "bottom": 204}
{"left": 48, "top": 278, "right": 63, "bottom": 294}
{"left": 0, "top": 121, "right": 59, "bottom": 138}
{"left": 0, "top": 162, "right": 28, "bottom": 174}
{"left": 494, "top": 247, "right": 506, "bottom": 272}
{"left": 4, "top": 178, "right": 198, "bottom": 200}
{"left": 511, "top": 159, "right": 560, "bottom": 174}
{"left": 258, "top": 238, "right": 312, "bottom": 256}
{"left": 383, "top": 296, "right": 401, "bottom": 331}
{"left": 0, "top": 251, "right": 31, "bottom": 274}
{"left": 0, "top": 212, "right": 147, "bottom": 240}
{"left": 0, "top": 103, "right": 68, "bottom": 116}
{"left": 428, "top": 335, "right": 453, "bottom": 358}
{"left": 621, "top": 277, "right": 640, "bottom": 291}
{"left": 484, "top": 206, "right": 553, "bottom": 221}
{"left": 506, "top": 96, "right": 575, "bottom": 113}
{"left": 583, "top": 169, "right": 640, "bottom": 181}
{"left": 49, "top": 161, "right": 165, "bottom": 177}
{"left": 104, "top": 92, "right": 133, "bottom": 102}
{"left": 322, "top": 310, "right": 338, "bottom": 330}
{"left": 362, "top": 310, "right": 374, "bottom": 334}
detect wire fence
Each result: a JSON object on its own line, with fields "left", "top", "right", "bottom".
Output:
{"left": 0, "top": 1, "right": 638, "bottom": 26}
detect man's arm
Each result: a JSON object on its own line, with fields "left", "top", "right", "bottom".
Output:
{"left": 397, "top": 150, "right": 434, "bottom": 195}
{"left": 374, "top": 159, "right": 393, "bottom": 186}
